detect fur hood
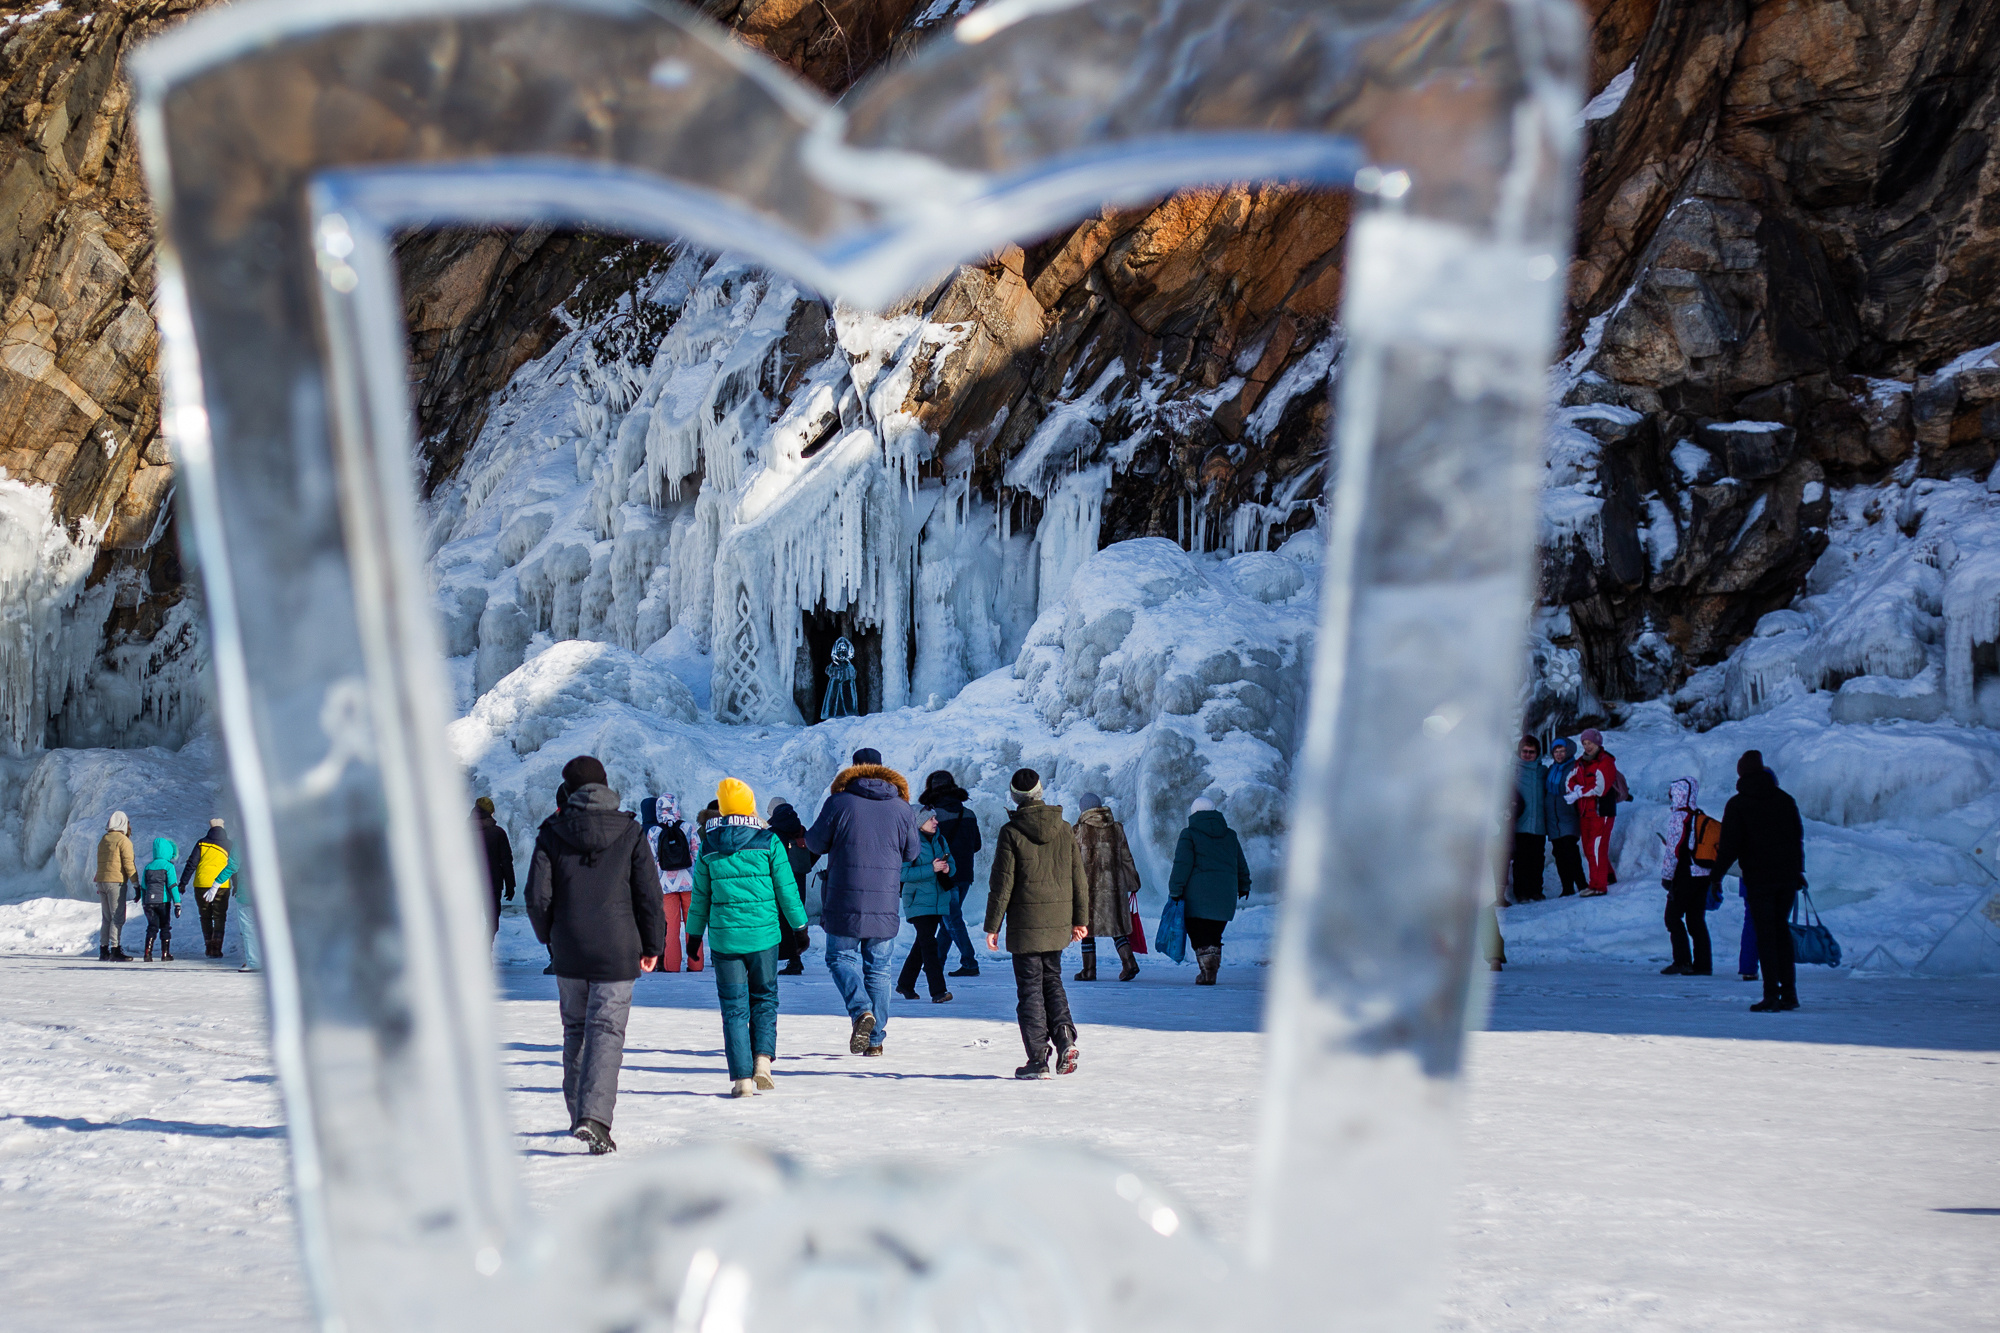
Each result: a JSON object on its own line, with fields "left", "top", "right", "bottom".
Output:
{"left": 830, "top": 764, "right": 909, "bottom": 801}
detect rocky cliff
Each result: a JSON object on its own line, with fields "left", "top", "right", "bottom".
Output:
{"left": 4, "top": 0, "right": 2000, "bottom": 752}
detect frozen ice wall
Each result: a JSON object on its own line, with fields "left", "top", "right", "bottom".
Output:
{"left": 0, "top": 478, "right": 109, "bottom": 755}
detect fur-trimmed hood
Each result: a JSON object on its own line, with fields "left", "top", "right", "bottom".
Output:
{"left": 830, "top": 764, "right": 909, "bottom": 802}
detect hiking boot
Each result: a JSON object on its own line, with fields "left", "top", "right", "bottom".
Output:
{"left": 99, "top": 946, "right": 111, "bottom": 961}
{"left": 1056, "top": 1043, "right": 1080, "bottom": 1076}
{"left": 1660, "top": 963, "right": 1690, "bottom": 975}
{"left": 849, "top": 1012, "right": 876, "bottom": 1054}
{"left": 863, "top": 1044, "right": 884, "bottom": 1057}
{"left": 931, "top": 992, "right": 953, "bottom": 1003}
{"left": 1015, "top": 1062, "right": 1051, "bottom": 1080}
{"left": 143, "top": 942, "right": 153, "bottom": 962}
{"left": 949, "top": 964, "right": 979, "bottom": 977}
{"left": 1074, "top": 954, "right": 1097, "bottom": 982}
{"left": 1116, "top": 942, "right": 1139, "bottom": 982}
{"left": 572, "top": 1119, "right": 617, "bottom": 1154}
{"left": 110, "top": 948, "right": 134, "bottom": 962}
{"left": 753, "top": 1054, "right": 775, "bottom": 1091}
{"left": 731, "top": 1079, "right": 755, "bottom": 1098}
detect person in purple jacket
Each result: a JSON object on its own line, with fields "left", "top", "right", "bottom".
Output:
{"left": 806, "top": 747, "right": 923, "bottom": 1057}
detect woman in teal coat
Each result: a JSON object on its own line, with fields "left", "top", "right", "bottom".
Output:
{"left": 1168, "top": 798, "right": 1252, "bottom": 986}
{"left": 689, "top": 778, "right": 809, "bottom": 1097}
{"left": 895, "top": 816, "right": 957, "bottom": 1003}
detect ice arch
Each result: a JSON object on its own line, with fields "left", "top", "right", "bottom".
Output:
{"left": 131, "top": 0, "right": 1584, "bottom": 1330}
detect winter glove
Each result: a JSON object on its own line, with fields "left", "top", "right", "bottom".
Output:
{"left": 202, "top": 887, "right": 218, "bottom": 904}
{"left": 174, "top": 904, "right": 182, "bottom": 918}
{"left": 686, "top": 934, "right": 702, "bottom": 962}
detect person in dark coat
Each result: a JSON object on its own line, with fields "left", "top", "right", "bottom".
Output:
{"left": 525, "top": 755, "right": 666, "bottom": 1153}
{"left": 919, "top": 770, "right": 983, "bottom": 977}
{"left": 806, "top": 746, "right": 923, "bottom": 1056}
{"left": 473, "top": 797, "right": 516, "bottom": 939}
{"left": 1509, "top": 736, "right": 1548, "bottom": 902}
{"left": 1169, "top": 798, "right": 1252, "bottom": 985}
{"left": 767, "top": 800, "right": 818, "bottom": 975}
{"left": 983, "top": 769, "right": 1088, "bottom": 1079}
{"left": 1073, "top": 792, "right": 1142, "bottom": 981}
{"left": 1709, "top": 750, "right": 1805, "bottom": 1012}
{"left": 1544, "top": 738, "right": 1585, "bottom": 897}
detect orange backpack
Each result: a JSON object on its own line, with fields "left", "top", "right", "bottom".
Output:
{"left": 1688, "top": 811, "right": 1723, "bottom": 868}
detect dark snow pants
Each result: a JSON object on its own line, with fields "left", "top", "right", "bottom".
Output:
{"left": 1011, "top": 951, "right": 1075, "bottom": 1065}
{"left": 1746, "top": 888, "right": 1798, "bottom": 1006}
{"left": 1509, "top": 833, "right": 1546, "bottom": 901}
{"left": 196, "top": 886, "right": 230, "bottom": 954}
{"left": 1185, "top": 917, "right": 1226, "bottom": 950}
{"left": 1663, "top": 877, "right": 1712, "bottom": 972}
{"left": 897, "top": 916, "right": 950, "bottom": 999}
{"left": 558, "top": 977, "right": 633, "bottom": 1130}
{"left": 1549, "top": 835, "right": 1586, "bottom": 897}
{"left": 143, "top": 903, "right": 173, "bottom": 951}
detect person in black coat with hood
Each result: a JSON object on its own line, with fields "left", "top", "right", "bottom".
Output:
{"left": 1709, "top": 749, "right": 1805, "bottom": 1012}
{"left": 767, "top": 800, "right": 818, "bottom": 975}
{"left": 526, "top": 755, "right": 666, "bottom": 1153}
{"left": 473, "top": 797, "right": 515, "bottom": 938}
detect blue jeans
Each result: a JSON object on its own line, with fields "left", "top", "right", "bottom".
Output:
{"left": 711, "top": 947, "right": 779, "bottom": 1080}
{"left": 824, "top": 934, "right": 894, "bottom": 1042}
{"left": 943, "top": 886, "right": 976, "bottom": 966}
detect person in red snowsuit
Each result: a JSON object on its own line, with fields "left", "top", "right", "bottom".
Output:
{"left": 1562, "top": 728, "right": 1624, "bottom": 896}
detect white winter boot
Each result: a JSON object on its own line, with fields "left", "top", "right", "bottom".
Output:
{"left": 753, "top": 1054, "right": 774, "bottom": 1091}
{"left": 731, "top": 1078, "right": 756, "bottom": 1098}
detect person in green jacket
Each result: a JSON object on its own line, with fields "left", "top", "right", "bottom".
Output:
{"left": 895, "top": 816, "right": 957, "bottom": 1004}
{"left": 1168, "top": 798, "right": 1252, "bottom": 986}
{"left": 688, "top": 778, "right": 809, "bottom": 1098}
{"left": 984, "top": 768, "right": 1089, "bottom": 1079}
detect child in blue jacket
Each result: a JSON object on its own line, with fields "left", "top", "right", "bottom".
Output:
{"left": 140, "top": 837, "right": 181, "bottom": 961}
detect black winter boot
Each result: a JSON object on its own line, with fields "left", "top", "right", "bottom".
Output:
{"left": 780, "top": 957, "right": 804, "bottom": 975}
{"left": 1195, "top": 946, "right": 1221, "bottom": 986}
{"left": 1074, "top": 951, "right": 1097, "bottom": 982}
{"left": 143, "top": 940, "right": 153, "bottom": 962}
{"left": 1116, "top": 942, "right": 1139, "bottom": 982}
{"left": 99, "top": 946, "right": 110, "bottom": 961}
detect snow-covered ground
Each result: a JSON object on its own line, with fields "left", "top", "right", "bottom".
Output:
{"left": 2, "top": 950, "right": 1994, "bottom": 1332}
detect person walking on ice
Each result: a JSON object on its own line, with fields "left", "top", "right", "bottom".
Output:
{"left": 984, "top": 769, "right": 1088, "bottom": 1079}
{"left": 646, "top": 793, "right": 704, "bottom": 972}
{"left": 1169, "top": 798, "right": 1252, "bottom": 985}
{"left": 94, "top": 812, "right": 137, "bottom": 962}
{"left": 917, "top": 770, "right": 983, "bottom": 977}
{"left": 139, "top": 836, "right": 181, "bottom": 961}
{"left": 1073, "top": 792, "right": 1142, "bottom": 981}
{"left": 895, "top": 810, "right": 958, "bottom": 1003}
{"left": 687, "top": 779, "right": 809, "bottom": 1098}
{"left": 526, "top": 755, "right": 666, "bottom": 1154}
{"left": 807, "top": 747, "right": 922, "bottom": 1058}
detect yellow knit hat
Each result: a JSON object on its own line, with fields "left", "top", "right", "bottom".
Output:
{"left": 716, "top": 777, "right": 756, "bottom": 818}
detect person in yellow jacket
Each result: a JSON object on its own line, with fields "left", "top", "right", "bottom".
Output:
{"left": 94, "top": 811, "right": 137, "bottom": 962}
{"left": 180, "top": 818, "right": 239, "bottom": 958}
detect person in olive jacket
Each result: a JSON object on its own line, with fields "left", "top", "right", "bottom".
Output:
{"left": 983, "top": 769, "right": 1089, "bottom": 1079}
{"left": 895, "top": 815, "right": 958, "bottom": 1003}
{"left": 526, "top": 755, "right": 666, "bottom": 1155}
{"left": 1169, "top": 798, "right": 1253, "bottom": 986}
{"left": 689, "top": 779, "right": 809, "bottom": 1097}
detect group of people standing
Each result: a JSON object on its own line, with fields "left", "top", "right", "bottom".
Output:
{"left": 90, "top": 813, "right": 256, "bottom": 969}
{"left": 1506, "top": 729, "right": 1626, "bottom": 903}
{"left": 505, "top": 748, "right": 1257, "bottom": 1153}
{"left": 1500, "top": 727, "right": 1811, "bottom": 1014}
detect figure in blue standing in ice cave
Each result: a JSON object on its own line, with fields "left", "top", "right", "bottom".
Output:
{"left": 821, "top": 636, "right": 859, "bottom": 721}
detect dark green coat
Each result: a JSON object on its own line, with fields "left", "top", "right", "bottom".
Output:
{"left": 982, "top": 800, "right": 1088, "bottom": 955}
{"left": 1168, "top": 811, "right": 1252, "bottom": 922}
{"left": 689, "top": 816, "right": 808, "bottom": 955}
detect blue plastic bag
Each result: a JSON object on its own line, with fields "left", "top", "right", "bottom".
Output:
{"left": 1157, "top": 897, "right": 1188, "bottom": 964}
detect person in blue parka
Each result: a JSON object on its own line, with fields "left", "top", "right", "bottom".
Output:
{"left": 1168, "top": 798, "right": 1252, "bottom": 987}
{"left": 806, "top": 747, "right": 923, "bottom": 1057}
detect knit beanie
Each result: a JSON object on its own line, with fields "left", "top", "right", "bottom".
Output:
{"left": 1190, "top": 798, "right": 1216, "bottom": 814}
{"left": 717, "top": 778, "right": 757, "bottom": 818}
{"left": 474, "top": 796, "right": 495, "bottom": 816}
{"left": 1010, "top": 768, "right": 1043, "bottom": 805}
{"left": 561, "top": 755, "right": 608, "bottom": 789}
{"left": 852, "top": 747, "right": 883, "bottom": 767}
{"left": 1078, "top": 791, "right": 1103, "bottom": 812}
{"left": 1737, "top": 749, "right": 1765, "bottom": 782}
{"left": 209, "top": 817, "right": 225, "bottom": 829}
{"left": 1578, "top": 728, "right": 1603, "bottom": 747}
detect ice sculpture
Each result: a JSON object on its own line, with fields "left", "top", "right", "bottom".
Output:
{"left": 130, "top": 0, "right": 1581, "bottom": 1329}
{"left": 820, "top": 636, "right": 860, "bottom": 721}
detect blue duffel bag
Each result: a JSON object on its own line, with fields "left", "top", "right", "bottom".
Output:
{"left": 1789, "top": 887, "right": 1842, "bottom": 967}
